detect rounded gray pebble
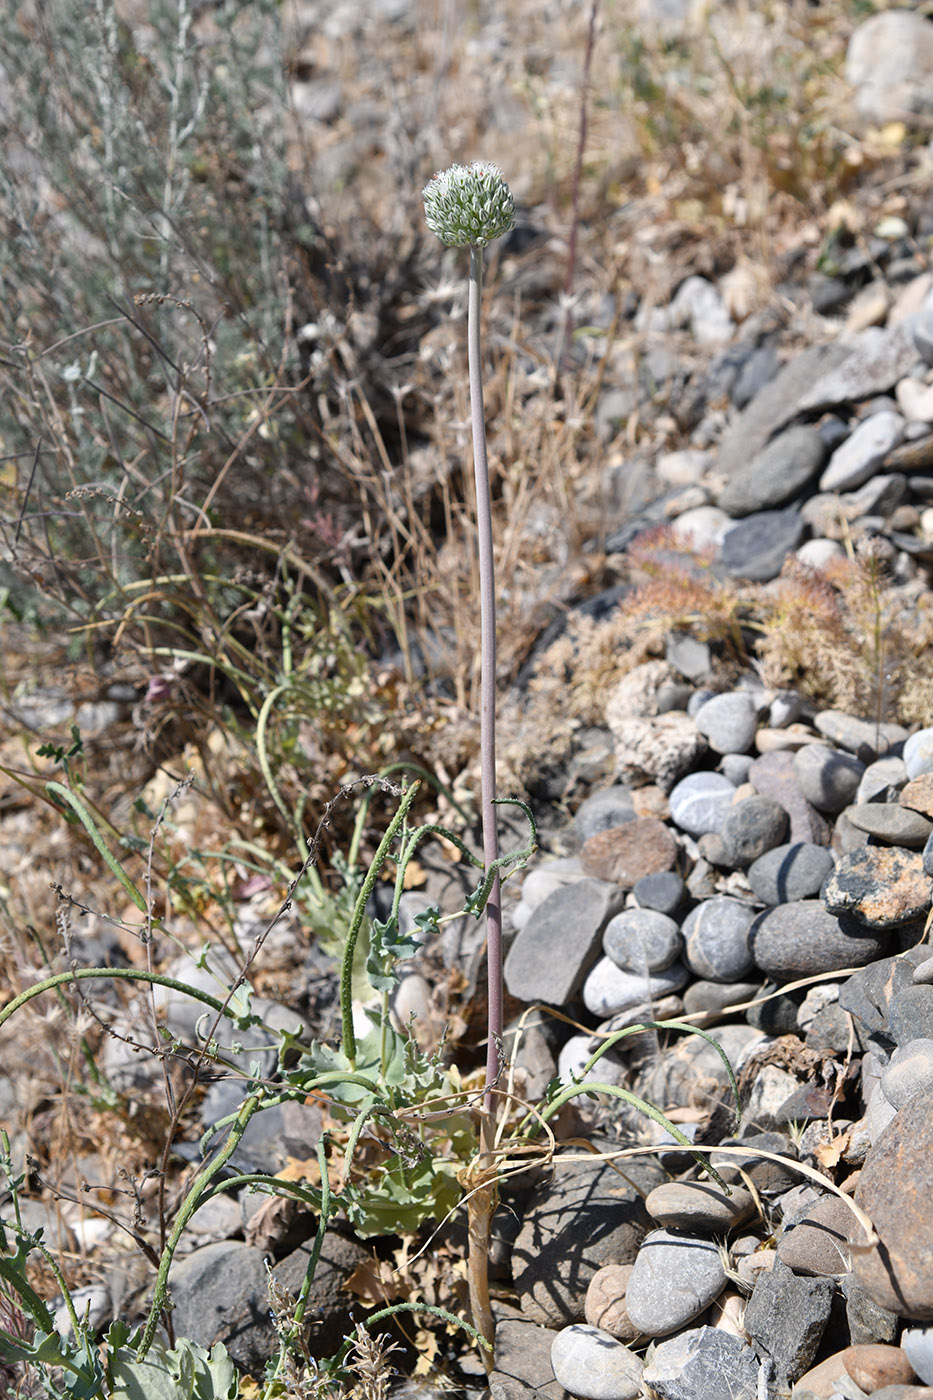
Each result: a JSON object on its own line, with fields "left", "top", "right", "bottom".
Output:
{"left": 583, "top": 958, "right": 689, "bottom": 1019}
{"left": 793, "top": 744, "right": 865, "bottom": 813}
{"left": 845, "top": 802, "right": 933, "bottom": 848}
{"left": 693, "top": 691, "right": 759, "bottom": 755}
{"left": 683, "top": 897, "right": 756, "bottom": 982}
{"left": 721, "top": 508, "right": 807, "bottom": 582}
{"left": 721, "top": 752, "right": 754, "bottom": 785}
{"left": 645, "top": 1181, "right": 755, "bottom": 1232}
{"left": 856, "top": 755, "right": 908, "bottom": 804}
{"left": 880, "top": 1038, "right": 933, "bottom": 1109}
{"left": 550, "top": 1325, "right": 644, "bottom": 1400}
{"left": 604, "top": 908, "right": 684, "bottom": 973}
{"left": 623, "top": 1228, "right": 727, "bottom": 1337}
{"left": 683, "top": 979, "right": 762, "bottom": 1018}
{"left": 748, "top": 900, "right": 888, "bottom": 977}
{"left": 746, "top": 842, "right": 836, "bottom": 905}
{"left": 719, "top": 795, "right": 788, "bottom": 869}
{"left": 668, "top": 771, "right": 736, "bottom": 837}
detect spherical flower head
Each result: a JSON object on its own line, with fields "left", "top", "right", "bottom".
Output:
{"left": 422, "top": 162, "right": 515, "bottom": 248}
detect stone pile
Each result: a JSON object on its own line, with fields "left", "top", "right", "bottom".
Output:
{"left": 493, "top": 679, "right": 933, "bottom": 1400}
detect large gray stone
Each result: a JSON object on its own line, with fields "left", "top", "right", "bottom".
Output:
{"left": 504, "top": 879, "right": 625, "bottom": 1005}
{"left": 749, "top": 900, "right": 888, "bottom": 977}
{"left": 717, "top": 424, "right": 826, "bottom": 518}
{"left": 717, "top": 342, "right": 853, "bottom": 479}
{"left": 550, "top": 1325, "right": 644, "bottom": 1399}
{"left": 168, "top": 1234, "right": 366, "bottom": 1373}
{"left": 854, "top": 1086, "right": 933, "bottom": 1319}
{"left": 623, "top": 1229, "right": 726, "bottom": 1337}
{"left": 799, "top": 321, "right": 924, "bottom": 415}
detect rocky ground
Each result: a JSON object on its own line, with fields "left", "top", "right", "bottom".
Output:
{"left": 6, "top": 2, "right": 933, "bottom": 1399}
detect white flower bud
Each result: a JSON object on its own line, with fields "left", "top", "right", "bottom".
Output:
{"left": 422, "top": 161, "right": 515, "bottom": 248}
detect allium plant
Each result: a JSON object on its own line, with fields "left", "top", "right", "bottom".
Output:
{"left": 422, "top": 163, "right": 515, "bottom": 1136}
{"left": 423, "top": 162, "right": 515, "bottom": 1367}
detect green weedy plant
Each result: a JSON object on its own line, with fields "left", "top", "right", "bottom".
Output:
{"left": 0, "top": 759, "right": 537, "bottom": 1393}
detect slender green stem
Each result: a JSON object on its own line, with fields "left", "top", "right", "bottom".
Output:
{"left": 468, "top": 242, "right": 502, "bottom": 1132}
{"left": 0, "top": 967, "right": 256, "bottom": 1032}
{"left": 340, "top": 782, "right": 420, "bottom": 1063}
{"left": 137, "top": 1091, "right": 262, "bottom": 1358}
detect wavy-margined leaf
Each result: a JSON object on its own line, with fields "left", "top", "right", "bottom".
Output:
{"left": 109, "top": 1338, "right": 237, "bottom": 1400}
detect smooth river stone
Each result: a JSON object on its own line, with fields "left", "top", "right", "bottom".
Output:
{"left": 746, "top": 841, "right": 835, "bottom": 905}
{"left": 794, "top": 744, "right": 865, "bottom": 813}
{"left": 583, "top": 958, "right": 689, "bottom": 1019}
{"left": 623, "top": 1229, "right": 727, "bottom": 1337}
{"left": 748, "top": 901, "right": 888, "bottom": 977}
{"left": 668, "top": 771, "right": 736, "bottom": 837}
{"left": 550, "top": 1325, "right": 644, "bottom": 1400}
{"left": 845, "top": 803, "right": 933, "bottom": 849}
{"left": 693, "top": 692, "right": 759, "bottom": 755}
{"left": 603, "top": 908, "right": 683, "bottom": 973}
{"left": 682, "top": 897, "right": 756, "bottom": 982}
{"left": 645, "top": 1182, "right": 755, "bottom": 1232}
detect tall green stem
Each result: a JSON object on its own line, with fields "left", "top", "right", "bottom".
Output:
{"left": 468, "top": 243, "right": 502, "bottom": 1136}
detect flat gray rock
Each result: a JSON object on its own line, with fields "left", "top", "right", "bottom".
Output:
{"left": 820, "top": 409, "right": 906, "bottom": 492}
{"left": 505, "top": 878, "right": 625, "bottom": 1005}
{"left": 798, "top": 319, "right": 924, "bottom": 414}
{"left": 490, "top": 1317, "right": 569, "bottom": 1400}
{"left": 721, "top": 508, "right": 806, "bottom": 582}
{"left": 583, "top": 956, "right": 689, "bottom": 1019}
{"left": 854, "top": 1086, "right": 933, "bottom": 1320}
{"left": 717, "top": 341, "right": 853, "bottom": 479}
{"left": 845, "top": 803, "right": 933, "bottom": 849}
{"left": 717, "top": 423, "right": 826, "bottom": 518}
{"left": 645, "top": 1181, "right": 754, "bottom": 1232}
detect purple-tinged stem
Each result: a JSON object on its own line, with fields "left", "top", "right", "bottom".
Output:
{"left": 468, "top": 243, "right": 502, "bottom": 1137}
